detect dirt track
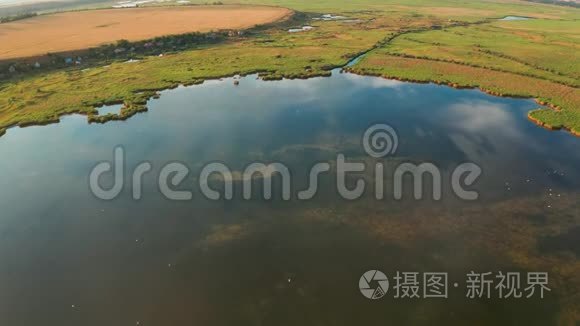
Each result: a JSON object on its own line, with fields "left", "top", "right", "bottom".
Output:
{"left": 0, "top": 5, "right": 292, "bottom": 60}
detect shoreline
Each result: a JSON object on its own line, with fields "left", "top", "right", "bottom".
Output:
{"left": 343, "top": 67, "right": 580, "bottom": 138}
{"left": 0, "top": 5, "right": 577, "bottom": 139}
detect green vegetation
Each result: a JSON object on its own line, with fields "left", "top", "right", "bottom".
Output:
{"left": 379, "top": 20, "right": 579, "bottom": 86}
{"left": 191, "top": 0, "right": 580, "bottom": 19}
{"left": 0, "top": 12, "right": 38, "bottom": 23}
{"left": 347, "top": 54, "right": 580, "bottom": 133}
{"left": 526, "top": 0, "right": 580, "bottom": 8}
{"left": 0, "top": 1, "right": 578, "bottom": 322}
{"left": 0, "top": 31, "right": 231, "bottom": 79}
{"left": 0, "top": 0, "right": 579, "bottom": 136}
{"left": 347, "top": 16, "right": 580, "bottom": 135}
{"left": 0, "top": 10, "right": 428, "bottom": 129}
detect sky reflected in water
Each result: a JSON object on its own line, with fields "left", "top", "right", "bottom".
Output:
{"left": 0, "top": 71, "right": 579, "bottom": 325}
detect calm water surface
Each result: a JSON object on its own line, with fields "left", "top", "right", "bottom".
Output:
{"left": 0, "top": 71, "right": 579, "bottom": 325}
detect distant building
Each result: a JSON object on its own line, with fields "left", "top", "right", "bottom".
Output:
{"left": 34, "top": 62, "right": 41, "bottom": 69}
{"left": 112, "top": 2, "right": 137, "bottom": 8}
{"left": 288, "top": 26, "right": 315, "bottom": 33}
{"left": 8, "top": 65, "right": 16, "bottom": 73}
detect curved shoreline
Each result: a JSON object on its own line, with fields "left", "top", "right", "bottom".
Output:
{"left": 527, "top": 110, "right": 580, "bottom": 137}
{"left": 2, "top": 65, "right": 578, "bottom": 139}
{"left": 343, "top": 68, "right": 579, "bottom": 137}
{"left": 0, "top": 12, "right": 578, "bottom": 139}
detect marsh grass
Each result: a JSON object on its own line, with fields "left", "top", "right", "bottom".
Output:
{"left": 0, "top": 12, "right": 400, "bottom": 130}
{"left": 347, "top": 15, "right": 580, "bottom": 135}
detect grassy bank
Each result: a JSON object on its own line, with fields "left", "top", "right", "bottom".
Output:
{"left": 0, "top": 0, "right": 578, "bottom": 137}
{"left": 345, "top": 15, "right": 580, "bottom": 135}
{"left": 346, "top": 54, "right": 580, "bottom": 134}
{"left": 0, "top": 9, "right": 443, "bottom": 131}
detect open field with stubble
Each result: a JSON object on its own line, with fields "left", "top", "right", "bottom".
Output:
{"left": 0, "top": 5, "right": 292, "bottom": 60}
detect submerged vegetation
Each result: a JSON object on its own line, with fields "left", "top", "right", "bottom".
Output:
{"left": 0, "top": 0, "right": 578, "bottom": 136}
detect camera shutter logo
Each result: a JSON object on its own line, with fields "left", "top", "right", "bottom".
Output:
{"left": 359, "top": 270, "right": 389, "bottom": 299}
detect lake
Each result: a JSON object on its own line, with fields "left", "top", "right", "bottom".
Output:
{"left": 0, "top": 69, "right": 579, "bottom": 325}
